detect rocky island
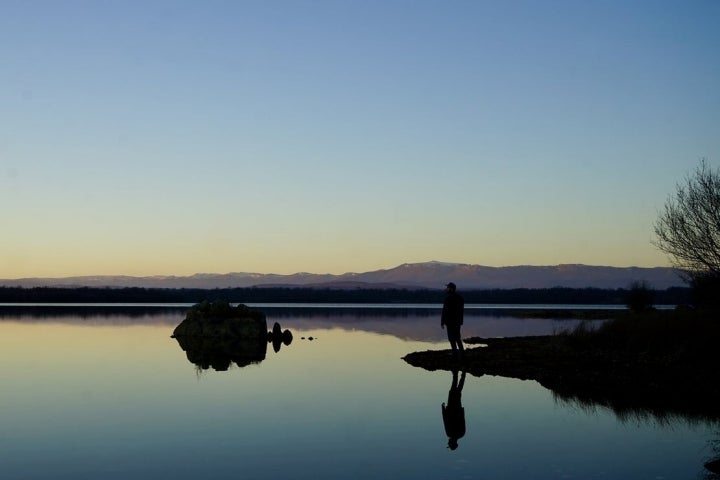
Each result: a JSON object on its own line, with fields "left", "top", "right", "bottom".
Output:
{"left": 172, "top": 301, "right": 292, "bottom": 371}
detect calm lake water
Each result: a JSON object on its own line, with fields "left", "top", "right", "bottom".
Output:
{"left": 0, "top": 305, "right": 717, "bottom": 480}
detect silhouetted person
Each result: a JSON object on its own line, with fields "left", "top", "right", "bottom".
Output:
{"left": 441, "top": 282, "right": 464, "bottom": 360}
{"left": 442, "top": 369, "right": 466, "bottom": 450}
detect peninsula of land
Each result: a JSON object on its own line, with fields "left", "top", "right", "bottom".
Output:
{"left": 404, "top": 309, "right": 720, "bottom": 421}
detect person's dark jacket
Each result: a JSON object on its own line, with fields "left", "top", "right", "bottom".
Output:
{"left": 441, "top": 291, "right": 464, "bottom": 327}
{"left": 442, "top": 402, "right": 466, "bottom": 441}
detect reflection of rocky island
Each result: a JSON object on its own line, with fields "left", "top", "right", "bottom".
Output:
{"left": 172, "top": 301, "right": 292, "bottom": 371}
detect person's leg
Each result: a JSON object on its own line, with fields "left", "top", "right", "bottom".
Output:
{"left": 448, "top": 325, "right": 462, "bottom": 358}
{"left": 446, "top": 327, "right": 458, "bottom": 354}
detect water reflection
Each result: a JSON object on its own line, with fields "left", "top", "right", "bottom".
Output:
{"left": 707, "top": 435, "right": 720, "bottom": 478}
{"left": 549, "top": 378, "right": 720, "bottom": 426}
{"left": 270, "top": 321, "right": 294, "bottom": 353}
{"left": 0, "top": 305, "right": 187, "bottom": 321}
{"left": 173, "top": 335, "right": 268, "bottom": 371}
{"left": 442, "top": 369, "right": 466, "bottom": 451}
{"left": 0, "top": 305, "right": 601, "bottom": 341}
{"left": 547, "top": 368, "right": 720, "bottom": 478}
{"left": 173, "top": 322, "right": 294, "bottom": 371}
{"left": 0, "top": 307, "right": 716, "bottom": 479}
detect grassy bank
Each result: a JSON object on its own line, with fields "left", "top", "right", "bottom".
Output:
{"left": 555, "top": 308, "right": 719, "bottom": 368}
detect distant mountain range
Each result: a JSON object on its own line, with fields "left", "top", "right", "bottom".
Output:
{"left": 0, "top": 261, "right": 686, "bottom": 290}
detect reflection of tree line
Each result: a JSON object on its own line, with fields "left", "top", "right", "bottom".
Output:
{"left": 0, "top": 305, "right": 555, "bottom": 321}
{"left": 0, "top": 305, "right": 444, "bottom": 321}
{"left": 551, "top": 382, "right": 720, "bottom": 425}
{"left": 0, "top": 306, "right": 595, "bottom": 342}
{"left": 0, "top": 305, "right": 610, "bottom": 322}
{"left": 260, "top": 307, "right": 440, "bottom": 320}
{"left": 438, "top": 370, "right": 720, "bottom": 476}
{"left": 0, "top": 305, "right": 188, "bottom": 320}
{"left": 0, "top": 307, "right": 431, "bottom": 344}
{"left": 551, "top": 383, "right": 720, "bottom": 478}
{"left": 707, "top": 437, "right": 720, "bottom": 479}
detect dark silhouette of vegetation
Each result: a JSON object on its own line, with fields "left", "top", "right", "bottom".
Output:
{"left": 0, "top": 285, "right": 691, "bottom": 305}
{"left": 560, "top": 308, "right": 720, "bottom": 361}
{"left": 690, "top": 272, "right": 720, "bottom": 309}
{"left": 173, "top": 300, "right": 267, "bottom": 340}
{"left": 405, "top": 307, "right": 720, "bottom": 422}
{"left": 624, "top": 281, "right": 655, "bottom": 313}
{"left": 184, "top": 300, "right": 265, "bottom": 322}
{"left": 654, "top": 159, "right": 720, "bottom": 305}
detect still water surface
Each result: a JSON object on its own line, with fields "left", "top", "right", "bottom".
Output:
{"left": 0, "top": 306, "right": 716, "bottom": 479}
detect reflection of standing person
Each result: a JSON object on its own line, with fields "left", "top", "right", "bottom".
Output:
{"left": 442, "top": 369, "right": 466, "bottom": 450}
{"left": 441, "top": 282, "right": 464, "bottom": 360}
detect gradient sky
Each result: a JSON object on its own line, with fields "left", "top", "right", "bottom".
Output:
{"left": 2, "top": 1, "right": 719, "bottom": 277}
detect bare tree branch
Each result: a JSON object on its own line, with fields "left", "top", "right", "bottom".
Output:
{"left": 653, "top": 159, "right": 720, "bottom": 281}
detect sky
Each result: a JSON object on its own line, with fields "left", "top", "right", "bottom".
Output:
{"left": 1, "top": 0, "right": 719, "bottom": 278}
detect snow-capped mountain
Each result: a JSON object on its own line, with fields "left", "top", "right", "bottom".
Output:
{"left": 0, "top": 261, "right": 684, "bottom": 289}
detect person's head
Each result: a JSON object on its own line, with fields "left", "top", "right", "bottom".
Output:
{"left": 445, "top": 282, "right": 456, "bottom": 292}
{"left": 447, "top": 438, "right": 459, "bottom": 450}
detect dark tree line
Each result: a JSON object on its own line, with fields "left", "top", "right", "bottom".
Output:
{"left": 0, "top": 286, "right": 690, "bottom": 305}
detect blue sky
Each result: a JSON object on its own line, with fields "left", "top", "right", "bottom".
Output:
{"left": 1, "top": 0, "right": 719, "bottom": 277}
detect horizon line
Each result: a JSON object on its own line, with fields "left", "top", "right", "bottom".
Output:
{"left": 0, "top": 261, "right": 678, "bottom": 281}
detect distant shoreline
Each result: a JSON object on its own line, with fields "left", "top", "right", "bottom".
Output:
{"left": 0, "top": 302, "right": 627, "bottom": 323}
{"left": 0, "top": 285, "right": 690, "bottom": 306}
